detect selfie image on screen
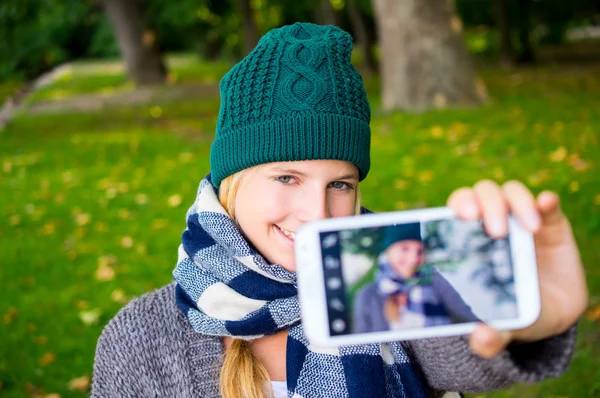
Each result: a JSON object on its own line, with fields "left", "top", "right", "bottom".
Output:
{"left": 320, "top": 219, "right": 518, "bottom": 336}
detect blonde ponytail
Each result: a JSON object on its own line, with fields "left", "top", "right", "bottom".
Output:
{"left": 219, "top": 339, "right": 273, "bottom": 398}
{"left": 218, "top": 170, "right": 272, "bottom": 398}
{"left": 216, "top": 168, "right": 362, "bottom": 398}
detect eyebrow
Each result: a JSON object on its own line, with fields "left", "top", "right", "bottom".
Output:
{"left": 270, "top": 167, "right": 359, "bottom": 180}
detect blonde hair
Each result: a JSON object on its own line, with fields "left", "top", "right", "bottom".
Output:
{"left": 217, "top": 168, "right": 362, "bottom": 398}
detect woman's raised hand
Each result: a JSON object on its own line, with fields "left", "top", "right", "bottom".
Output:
{"left": 447, "top": 180, "right": 588, "bottom": 358}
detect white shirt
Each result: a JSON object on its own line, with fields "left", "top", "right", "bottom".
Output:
{"left": 270, "top": 380, "right": 288, "bottom": 398}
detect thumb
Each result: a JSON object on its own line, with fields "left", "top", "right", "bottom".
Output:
{"left": 537, "top": 191, "right": 565, "bottom": 226}
{"left": 535, "top": 191, "right": 573, "bottom": 247}
{"left": 469, "top": 324, "right": 513, "bottom": 358}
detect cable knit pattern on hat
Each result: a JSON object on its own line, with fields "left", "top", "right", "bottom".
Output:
{"left": 210, "top": 23, "right": 371, "bottom": 188}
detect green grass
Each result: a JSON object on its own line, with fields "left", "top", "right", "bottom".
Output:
{"left": 24, "top": 54, "right": 231, "bottom": 104}
{"left": 1, "top": 53, "right": 599, "bottom": 397}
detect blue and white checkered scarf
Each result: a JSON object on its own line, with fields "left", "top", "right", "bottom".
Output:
{"left": 173, "top": 176, "right": 429, "bottom": 397}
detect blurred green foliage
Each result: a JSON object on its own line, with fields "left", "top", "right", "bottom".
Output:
{"left": 1, "top": 0, "right": 598, "bottom": 83}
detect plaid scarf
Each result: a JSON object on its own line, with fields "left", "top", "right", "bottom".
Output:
{"left": 173, "top": 175, "right": 429, "bottom": 397}
{"left": 376, "top": 257, "right": 452, "bottom": 327}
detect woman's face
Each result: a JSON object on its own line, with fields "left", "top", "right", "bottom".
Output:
{"left": 235, "top": 160, "right": 359, "bottom": 272}
{"left": 385, "top": 240, "right": 425, "bottom": 278}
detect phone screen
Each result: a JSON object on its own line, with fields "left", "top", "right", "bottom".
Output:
{"left": 319, "top": 219, "right": 518, "bottom": 336}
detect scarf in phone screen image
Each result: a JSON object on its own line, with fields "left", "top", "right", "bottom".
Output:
{"left": 376, "top": 258, "right": 452, "bottom": 327}
{"left": 173, "top": 175, "right": 429, "bottom": 398}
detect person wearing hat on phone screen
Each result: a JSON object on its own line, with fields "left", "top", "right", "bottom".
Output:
{"left": 353, "top": 223, "right": 479, "bottom": 333}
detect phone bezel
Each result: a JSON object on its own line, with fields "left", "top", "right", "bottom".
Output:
{"left": 295, "top": 207, "right": 540, "bottom": 347}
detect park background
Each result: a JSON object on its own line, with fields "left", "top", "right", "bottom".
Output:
{"left": 1, "top": 0, "right": 599, "bottom": 396}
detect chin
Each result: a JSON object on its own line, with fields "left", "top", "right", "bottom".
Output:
{"left": 277, "top": 258, "right": 296, "bottom": 272}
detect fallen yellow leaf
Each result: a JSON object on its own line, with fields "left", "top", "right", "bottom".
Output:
{"left": 567, "top": 154, "right": 589, "bottom": 171}
{"left": 119, "top": 209, "right": 131, "bottom": 220}
{"left": 179, "top": 152, "right": 194, "bottom": 163}
{"left": 149, "top": 105, "right": 163, "bottom": 118}
{"left": 548, "top": 146, "right": 567, "bottom": 162}
{"left": 2, "top": 161, "right": 12, "bottom": 173}
{"left": 453, "top": 145, "right": 468, "bottom": 156}
{"left": 42, "top": 222, "right": 56, "bottom": 235}
{"left": 135, "top": 243, "right": 148, "bottom": 255}
{"left": 430, "top": 126, "right": 443, "bottom": 138}
{"left": 468, "top": 140, "right": 480, "bottom": 153}
{"left": 117, "top": 182, "right": 129, "bottom": 193}
{"left": 394, "top": 201, "right": 408, "bottom": 210}
{"left": 585, "top": 305, "right": 600, "bottom": 322}
{"left": 67, "top": 374, "right": 90, "bottom": 392}
{"left": 36, "top": 336, "right": 48, "bottom": 345}
{"left": 568, "top": 181, "right": 580, "bottom": 193}
{"left": 39, "top": 352, "right": 56, "bottom": 366}
{"left": 493, "top": 167, "right": 505, "bottom": 180}
{"left": 98, "top": 255, "right": 117, "bottom": 267}
{"left": 79, "top": 309, "right": 102, "bottom": 326}
{"left": 76, "top": 300, "right": 88, "bottom": 309}
{"left": 62, "top": 171, "right": 73, "bottom": 183}
{"left": 595, "top": 194, "right": 600, "bottom": 205}
{"left": 394, "top": 179, "right": 408, "bottom": 190}
{"left": 527, "top": 170, "right": 550, "bottom": 187}
{"left": 120, "top": 236, "right": 134, "bottom": 248}
{"left": 75, "top": 213, "right": 91, "bottom": 226}
{"left": 95, "top": 263, "right": 115, "bottom": 281}
{"left": 167, "top": 194, "right": 183, "bottom": 207}
{"left": 3, "top": 307, "right": 17, "bottom": 324}
{"left": 151, "top": 218, "right": 169, "bottom": 230}
{"left": 105, "top": 187, "right": 117, "bottom": 199}
{"left": 94, "top": 222, "right": 108, "bottom": 232}
{"left": 417, "top": 170, "right": 434, "bottom": 183}
{"left": 135, "top": 193, "right": 149, "bottom": 205}
{"left": 111, "top": 289, "right": 127, "bottom": 303}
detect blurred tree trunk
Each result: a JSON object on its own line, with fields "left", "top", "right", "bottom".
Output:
{"left": 496, "top": 0, "right": 515, "bottom": 68}
{"left": 347, "top": 0, "right": 377, "bottom": 75}
{"left": 516, "top": 0, "right": 535, "bottom": 63}
{"left": 314, "top": 0, "right": 340, "bottom": 26}
{"left": 239, "top": 0, "right": 260, "bottom": 56}
{"left": 372, "top": 0, "right": 487, "bottom": 112}
{"left": 101, "top": 0, "right": 166, "bottom": 85}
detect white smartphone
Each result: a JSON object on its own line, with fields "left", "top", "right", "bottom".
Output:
{"left": 295, "top": 207, "right": 540, "bottom": 347}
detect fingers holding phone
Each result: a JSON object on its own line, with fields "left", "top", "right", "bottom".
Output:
{"left": 447, "top": 181, "right": 587, "bottom": 358}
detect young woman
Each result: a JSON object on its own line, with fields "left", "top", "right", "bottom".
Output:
{"left": 92, "top": 23, "right": 587, "bottom": 398}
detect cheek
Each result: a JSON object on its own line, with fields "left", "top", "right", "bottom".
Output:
{"left": 329, "top": 193, "right": 357, "bottom": 217}
{"left": 235, "top": 181, "right": 290, "bottom": 230}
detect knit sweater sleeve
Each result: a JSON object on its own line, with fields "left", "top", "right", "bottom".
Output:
{"left": 92, "top": 310, "right": 146, "bottom": 397}
{"left": 401, "top": 324, "right": 577, "bottom": 394}
{"left": 92, "top": 283, "right": 223, "bottom": 397}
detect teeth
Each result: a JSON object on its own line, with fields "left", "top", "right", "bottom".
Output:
{"left": 278, "top": 226, "right": 296, "bottom": 240}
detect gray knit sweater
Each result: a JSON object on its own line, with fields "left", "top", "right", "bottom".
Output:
{"left": 92, "top": 283, "right": 576, "bottom": 397}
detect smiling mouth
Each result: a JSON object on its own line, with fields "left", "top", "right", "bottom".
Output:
{"left": 275, "top": 225, "right": 296, "bottom": 241}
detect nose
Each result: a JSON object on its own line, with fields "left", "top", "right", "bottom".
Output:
{"left": 298, "top": 186, "right": 330, "bottom": 222}
{"left": 408, "top": 251, "right": 424, "bottom": 267}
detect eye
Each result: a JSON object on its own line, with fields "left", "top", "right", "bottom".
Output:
{"left": 276, "top": 175, "right": 296, "bottom": 184}
{"left": 329, "top": 181, "right": 353, "bottom": 190}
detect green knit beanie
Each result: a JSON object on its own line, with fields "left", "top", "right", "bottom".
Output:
{"left": 209, "top": 22, "right": 371, "bottom": 188}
